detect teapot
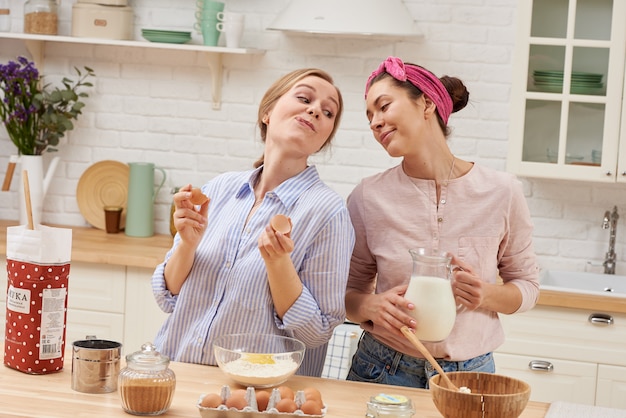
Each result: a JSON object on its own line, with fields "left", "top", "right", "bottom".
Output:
{"left": 405, "top": 248, "right": 457, "bottom": 342}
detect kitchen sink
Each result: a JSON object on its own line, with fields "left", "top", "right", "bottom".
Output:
{"left": 540, "top": 270, "right": 626, "bottom": 297}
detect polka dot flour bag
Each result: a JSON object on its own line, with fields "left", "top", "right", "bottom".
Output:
{"left": 4, "top": 224, "right": 72, "bottom": 374}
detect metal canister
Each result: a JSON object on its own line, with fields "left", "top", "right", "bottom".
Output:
{"left": 71, "top": 338, "right": 122, "bottom": 393}
{"left": 365, "top": 393, "right": 415, "bottom": 417}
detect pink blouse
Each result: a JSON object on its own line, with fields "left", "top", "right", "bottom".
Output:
{"left": 346, "top": 163, "right": 539, "bottom": 360}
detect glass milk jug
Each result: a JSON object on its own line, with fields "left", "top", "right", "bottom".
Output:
{"left": 405, "top": 248, "right": 457, "bottom": 342}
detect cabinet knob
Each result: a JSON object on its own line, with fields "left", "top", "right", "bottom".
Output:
{"left": 605, "top": 171, "right": 612, "bottom": 176}
{"left": 621, "top": 171, "right": 626, "bottom": 176}
{"left": 528, "top": 360, "right": 554, "bottom": 372}
{"left": 588, "top": 313, "right": 614, "bottom": 326}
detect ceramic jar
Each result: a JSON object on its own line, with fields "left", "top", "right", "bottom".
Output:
{"left": 119, "top": 342, "right": 176, "bottom": 416}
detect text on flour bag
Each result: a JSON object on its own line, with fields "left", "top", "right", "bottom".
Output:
{"left": 4, "top": 260, "right": 70, "bottom": 374}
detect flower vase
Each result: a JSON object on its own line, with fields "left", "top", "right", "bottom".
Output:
{"left": 17, "top": 155, "right": 60, "bottom": 226}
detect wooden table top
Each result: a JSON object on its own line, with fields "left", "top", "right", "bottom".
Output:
{"left": 0, "top": 343, "right": 550, "bottom": 418}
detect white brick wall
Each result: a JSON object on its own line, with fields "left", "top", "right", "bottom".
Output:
{"left": 1, "top": 0, "right": 624, "bottom": 274}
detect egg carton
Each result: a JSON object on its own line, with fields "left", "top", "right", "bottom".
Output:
{"left": 197, "top": 386, "right": 326, "bottom": 418}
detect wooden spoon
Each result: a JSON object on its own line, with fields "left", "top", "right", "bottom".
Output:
{"left": 22, "top": 170, "right": 34, "bottom": 230}
{"left": 400, "top": 326, "right": 459, "bottom": 391}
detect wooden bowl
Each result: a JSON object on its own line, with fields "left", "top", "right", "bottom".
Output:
{"left": 429, "top": 372, "right": 530, "bottom": 418}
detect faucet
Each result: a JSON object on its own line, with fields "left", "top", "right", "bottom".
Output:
{"left": 602, "top": 206, "right": 619, "bottom": 274}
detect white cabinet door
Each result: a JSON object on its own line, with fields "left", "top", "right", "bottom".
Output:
{"left": 498, "top": 306, "right": 626, "bottom": 367}
{"left": 507, "top": 0, "right": 626, "bottom": 182}
{"left": 65, "top": 309, "right": 125, "bottom": 348}
{"left": 68, "top": 261, "right": 126, "bottom": 313}
{"left": 494, "top": 352, "right": 597, "bottom": 405}
{"left": 123, "top": 267, "right": 169, "bottom": 352}
{"left": 596, "top": 364, "right": 626, "bottom": 409}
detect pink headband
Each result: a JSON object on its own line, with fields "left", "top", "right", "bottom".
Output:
{"left": 365, "top": 56, "right": 453, "bottom": 124}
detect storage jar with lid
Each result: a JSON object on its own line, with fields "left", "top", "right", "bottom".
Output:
{"left": 24, "top": 0, "right": 57, "bottom": 35}
{"left": 119, "top": 342, "right": 176, "bottom": 416}
{"left": 365, "top": 393, "right": 415, "bottom": 417}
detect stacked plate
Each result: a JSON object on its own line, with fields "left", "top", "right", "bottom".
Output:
{"left": 141, "top": 28, "right": 192, "bottom": 44}
{"left": 533, "top": 70, "right": 604, "bottom": 94}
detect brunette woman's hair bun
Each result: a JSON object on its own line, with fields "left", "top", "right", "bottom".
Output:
{"left": 439, "top": 76, "right": 469, "bottom": 113}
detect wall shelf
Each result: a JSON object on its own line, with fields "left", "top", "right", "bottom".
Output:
{"left": 0, "top": 32, "right": 265, "bottom": 110}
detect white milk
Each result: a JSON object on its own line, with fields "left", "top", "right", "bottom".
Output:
{"left": 404, "top": 275, "right": 456, "bottom": 342}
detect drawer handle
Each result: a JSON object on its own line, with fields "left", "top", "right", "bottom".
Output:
{"left": 528, "top": 360, "right": 553, "bottom": 372}
{"left": 588, "top": 313, "right": 614, "bottom": 326}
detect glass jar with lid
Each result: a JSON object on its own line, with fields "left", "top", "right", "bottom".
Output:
{"left": 365, "top": 393, "right": 415, "bottom": 418}
{"left": 23, "top": 0, "right": 57, "bottom": 35}
{"left": 118, "top": 342, "right": 176, "bottom": 416}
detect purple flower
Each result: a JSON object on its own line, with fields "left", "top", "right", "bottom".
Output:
{"left": 1, "top": 55, "right": 94, "bottom": 155}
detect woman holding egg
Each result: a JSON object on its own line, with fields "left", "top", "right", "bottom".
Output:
{"left": 344, "top": 56, "right": 539, "bottom": 388}
{"left": 152, "top": 68, "right": 355, "bottom": 377}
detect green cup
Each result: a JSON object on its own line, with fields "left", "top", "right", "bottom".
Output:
{"left": 200, "top": 18, "right": 220, "bottom": 46}
{"left": 125, "top": 162, "right": 166, "bottom": 238}
{"left": 196, "top": 0, "right": 224, "bottom": 12}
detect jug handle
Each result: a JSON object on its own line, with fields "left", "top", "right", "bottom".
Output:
{"left": 1, "top": 155, "right": 18, "bottom": 191}
{"left": 450, "top": 264, "right": 467, "bottom": 313}
{"left": 153, "top": 167, "right": 167, "bottom": 203}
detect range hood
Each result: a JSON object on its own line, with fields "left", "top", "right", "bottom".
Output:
{"left": 267, "top": 0, "right": 420, "bottom": 38}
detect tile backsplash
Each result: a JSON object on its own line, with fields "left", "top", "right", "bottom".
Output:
{"left": 0, "top": 0, "right": 624, "bottom": 274}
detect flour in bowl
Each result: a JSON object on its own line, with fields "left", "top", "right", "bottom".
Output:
{"left": 222, "top": 357, "right": 299, "bottom": 386}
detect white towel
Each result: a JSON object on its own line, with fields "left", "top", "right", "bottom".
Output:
{"left": 546, "top": 401, "right": 626, "bottom": 418}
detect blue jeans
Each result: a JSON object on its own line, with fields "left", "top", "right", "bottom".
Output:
{"left": 346, "top": 332, "right": 495, "bottom": 389}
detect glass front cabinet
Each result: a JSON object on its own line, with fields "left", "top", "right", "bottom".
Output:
{"left": 507, "top": 0, "right": 626, "bottom": 182}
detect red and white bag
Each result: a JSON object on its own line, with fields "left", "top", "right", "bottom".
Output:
{"left": 4, "top": 224, "right": 72, "bottom": 374}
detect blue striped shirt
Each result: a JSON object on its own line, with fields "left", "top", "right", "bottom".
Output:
{"left": 152, "top": 165, "right": 355, "bottom": 376}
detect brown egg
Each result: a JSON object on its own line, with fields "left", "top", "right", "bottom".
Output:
{"left": 270, "top": 214, "right": 292, "bottom": 235}
{"left": 277, "top": 385, "right": 294, "bottom": 400}
{"left": 200, "top": 393, "right": 223, "bottom": 408}
{"left": 300, "top": 399, "right": 323, "bottom": 415}
{"left": 225, "top": 391, "right": 248, "bottom": 410}
{"left": 276, "top": 398, "right": 298, "bottom": 413}
{"left": 190, "top": 187, "right": 209, "bottom": 205}
{"left": 255, "top": 390, "right": 271, "bottom": 412}
{"left": 303, "top": 387, "right": 324, "bottom": 408}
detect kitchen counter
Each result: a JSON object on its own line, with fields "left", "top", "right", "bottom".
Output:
{"left": 0, "top": 343, "right": 550, "bottom": 417}
{"left": 1, "top": 219, "right": 624, "bottom": 313}
{"left": 0, "top": 220, "right": 172, "bottom": 269}
{"left": 538, "top": 288, "right": 626, "bottom": 314}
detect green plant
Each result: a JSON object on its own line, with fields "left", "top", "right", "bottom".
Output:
{"left": 0, "top": 56, "right": 95, "bottom": 155}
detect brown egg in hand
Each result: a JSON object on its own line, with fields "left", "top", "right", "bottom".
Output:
{"left": 200, "top": 393, "right": 223, "bottom": 408}
{"left": 190, "top": 187, "right": 209, "bottom": 205}
{"left": 270, "top": 214, "right": 292, "bottom": 235}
